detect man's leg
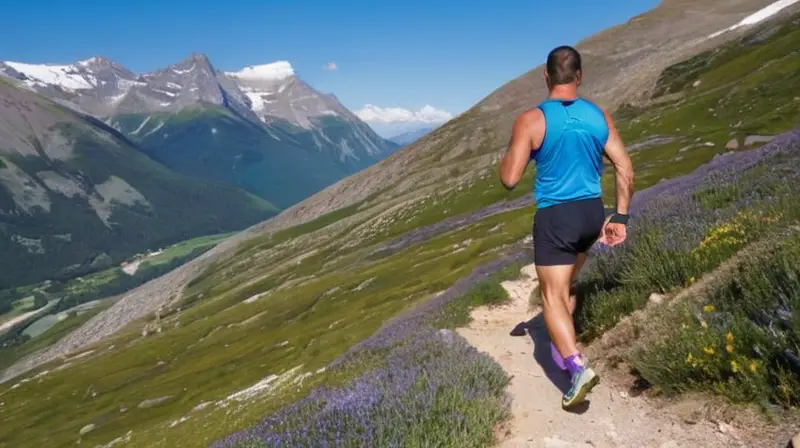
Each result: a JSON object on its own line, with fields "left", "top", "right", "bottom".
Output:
{"left": 567, "top": 252, "right": 588, "bottom": 314}
{"left": 538, "top": 259, "right": 599, "bottom": 409}
{"left": 538, "top": 264, "right": 579, "bottom": 358}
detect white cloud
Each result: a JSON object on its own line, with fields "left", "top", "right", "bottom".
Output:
{"left": 324, "top": 62, "right": 338, "bottom": 71}
{"left": 355, "top": 104, "right": 453, "bottom": 125}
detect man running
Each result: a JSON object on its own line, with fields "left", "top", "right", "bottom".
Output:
{"left": 498, "top": 45, "right": 634, "bottom": 409}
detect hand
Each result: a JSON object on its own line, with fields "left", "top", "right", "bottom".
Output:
{"left": 599, "top": 217, "right": 627, "bottom": 247}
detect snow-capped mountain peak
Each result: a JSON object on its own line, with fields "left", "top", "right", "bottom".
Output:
{"left": 2, "top": 60, "right": 97, "bottom": 91}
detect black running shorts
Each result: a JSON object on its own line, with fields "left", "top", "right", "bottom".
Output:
{"left": 533, "top": 198, "right": 606, "bottom": 266}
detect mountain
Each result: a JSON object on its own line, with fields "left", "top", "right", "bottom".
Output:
{"left": 0, "top": 56, "right": 399, "bottom": 209}
{"left": 0, "top": 77, "right": 276, "bottom": 289}
{"left": 388, "top": 127, "right": 435, "bottom": 146}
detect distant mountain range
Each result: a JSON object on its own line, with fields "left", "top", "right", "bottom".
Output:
{"left": 388, "top": 127, "right": 435, "bottom": 146}
{"left": 0, "top": 54, "right": 399, "bottom": 288}
{"left": 0, "top": 54, "right": 398, "bottom": 209}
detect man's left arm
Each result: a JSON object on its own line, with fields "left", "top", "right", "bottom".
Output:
{"left": 499, "top": 110, "right": 538, "bottom": 189}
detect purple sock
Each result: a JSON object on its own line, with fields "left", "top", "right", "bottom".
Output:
{"left": 551, "top": 343, "right": 566, "bottom": 370}
{"left": 564, "top": 353, "right": 585, "bottom": 378}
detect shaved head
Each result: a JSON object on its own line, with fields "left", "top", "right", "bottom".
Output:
{"left": 546, "top": 46, "right": 582, "bottom": 86}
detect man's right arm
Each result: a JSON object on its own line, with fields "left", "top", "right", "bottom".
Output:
{"left": 602, "top": 109, "right": 634, "bottom": 215}
{"left": 599, "top": 109, "right": 634, "bottom": 246}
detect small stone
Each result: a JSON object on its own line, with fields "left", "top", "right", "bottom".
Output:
{"left": 660, "top": 441, "right": 680, "bottom": 448}
{"left": 138, "top": 396, "right": 172, "bottom": 409}
{"left": 791, "top": 432, "right": 800, "bottom": 447}
{"left": 79, "top": 424, "right": 96, "bottom": 436}
{"left": 649, "top": 293, "right": 665, "bottom": 305}
{"left": 725, "top": 139, "right": 739, "bottom": 150}
{"left": 120, "top": 408, "right": 127, "bottom": 413}
{"left": 619, "top": 391, "right": 629, "bottom": 399}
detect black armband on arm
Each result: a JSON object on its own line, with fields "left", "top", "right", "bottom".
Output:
{"left": 609, "top": 213, "right": 629, "bottom": 225}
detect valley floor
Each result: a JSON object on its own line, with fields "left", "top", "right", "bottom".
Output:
{"left": 458, "top": 264, "right": 783, "bottom": 448}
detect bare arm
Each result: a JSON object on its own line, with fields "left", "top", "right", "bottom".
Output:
{"left": 499, "top": 110, "right": 540, "bottom": 189}
{"left": 602, "top": 109, "right": 634, "bottom": 214}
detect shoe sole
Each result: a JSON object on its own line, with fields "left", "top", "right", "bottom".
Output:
{"left": 562, "top": 369, "right": 600, "bottom": 409}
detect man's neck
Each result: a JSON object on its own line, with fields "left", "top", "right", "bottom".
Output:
{"left": 548, "top": 84, "right": 579, "bottom": 101}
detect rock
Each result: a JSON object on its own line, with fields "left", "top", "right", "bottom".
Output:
{"left": 619, "top": 391, "right": 629, "bottom": 399}
{"left": 718, "top": 422, "right": 732, "bottom": 434}
{"left": 693, "top": 80, "right": 702, "bottom": 87}
{"left": 744, "top": 135, "right": 774, "bottom": 146}
{"left": 791, "top": 433, "right": 800, "bottom": 448}
{"left": 438, "top": 329, "right": 454, "bottom": 345}
{"left": 192, "top": 401, "right": 213, "bottom": 413}
{"left": 649, "top": 293, "right": 665, "bottom": 305}
{"left": 660, "top": 442, "right": 680, "bottom": 448}
{"left": 79, "top": 424, "right": 96, "bottom": 436}
{"left": 137, "top": 396, "right": 172, "bottom": 409}
{"left": 725, "top": 139, "right": 739, "bottom": 150}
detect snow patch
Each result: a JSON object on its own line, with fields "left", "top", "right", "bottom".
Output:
{"left": 4, "top": 61, "right": 96, "bottom": 90}
{"left": 225, "top": 61, "right": 294, "bottom": 81}
{"left": 166, "top": 82, "right": 182, "bottom": 89}
{"left": 142, "top": 120, "right": 165, "bottom": 137}
{"left": 130, "top": 116, "right": 152, "bottom": 136}
{"left": 708, "top": 0, "right": 799, "bottom": 38}
{"left": 152, "top": 88, "right": 177, "bottom": 97}
{"left": 172, "top": 63, "right": 196, "bottom": 75}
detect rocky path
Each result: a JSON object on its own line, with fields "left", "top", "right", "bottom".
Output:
{"left": 456, "top": 263, "right": 745, "bottom": 448}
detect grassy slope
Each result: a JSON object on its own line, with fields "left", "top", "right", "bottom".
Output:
{"left": 0, "top": 15, "right": 798, "bottom": 448}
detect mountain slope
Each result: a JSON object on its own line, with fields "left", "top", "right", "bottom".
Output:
{"left": 1, "top": 56, "right": 399, "bottom": 208}
{"left": 0, "top": 78, "right": 276, "bottom": 288}
{"left": 389, "top": 127, "right": 434, "bottom": 146}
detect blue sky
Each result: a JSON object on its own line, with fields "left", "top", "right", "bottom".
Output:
{"left": 1, "top": 0, "right": 658, "bottom": 135}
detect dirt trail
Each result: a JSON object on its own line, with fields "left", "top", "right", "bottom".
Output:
{"left": 456, "top": 263, "right": 745, "bottom": 448}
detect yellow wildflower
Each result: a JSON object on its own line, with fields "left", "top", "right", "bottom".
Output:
{"left": 731, "top": 360, "right": 740, "bottom": 373}
{"left": 704, "top": 305, "right": 715, "bottom": 312}
{"left": 686, "top": 353, "right": 694, "bottom": 364}
{"left": 726, "top": 344, "right": 734, "bottom": 353}
{"left": 726, "top": 332, "right": 734, "bottom": 343}
{"left": 689, "top": 277, "right": 696, "bottom": 285}
{"left": 749, "top": 360, "right": 758, "bottom": 373}
{"left": 701, "top": 321, "right": 708, "bottom": 329}
{"left": 703, "top": 346, "right": 715, "bottom": 355}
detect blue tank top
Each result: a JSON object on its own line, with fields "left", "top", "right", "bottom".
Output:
{"left": 531, "top": 97, "right": 609, "bottom": 209}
